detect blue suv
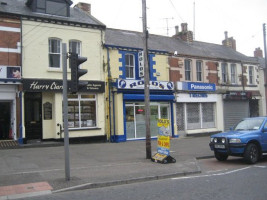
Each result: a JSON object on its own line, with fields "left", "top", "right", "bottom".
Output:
{"left": 209, "top": 117, "right": 267, "bottom": 164}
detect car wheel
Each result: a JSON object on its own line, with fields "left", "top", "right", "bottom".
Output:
{"left": 214, "top": 151, "right": 228, "bottom": 161}
{"left": 244, "top": 143, "right": 259, "bottom": 164}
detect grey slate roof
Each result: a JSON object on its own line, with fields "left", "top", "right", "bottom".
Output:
{"left": 105, "top": 28, "right": 258, "bottom": 64}
{"left": 0, "top": 0, "right": 105, "bottom": 28}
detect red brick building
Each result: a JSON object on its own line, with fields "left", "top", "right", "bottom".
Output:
{"left": 0, "top": 14, "right": 22, "bottom": 141}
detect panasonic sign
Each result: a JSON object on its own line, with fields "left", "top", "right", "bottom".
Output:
{"left": 177, "top": 82, "right": 216, "bottom": 92}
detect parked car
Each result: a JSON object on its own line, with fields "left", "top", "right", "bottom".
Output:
{"left": 209, "top": 117, "right": 267, "bottom": 164}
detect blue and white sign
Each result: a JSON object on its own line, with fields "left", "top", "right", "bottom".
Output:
{"left": 177, "top": 82, "right": 216, "bottom": 92}
{"left": 117, "top": 79, "right": 174, "bottom": 90}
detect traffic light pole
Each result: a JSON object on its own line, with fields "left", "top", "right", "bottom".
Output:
{"left": 62, "top": 43, "right": 70, "bottom": 181}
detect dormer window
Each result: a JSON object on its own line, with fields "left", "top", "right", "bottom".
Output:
{"left": 26, "top": 0, "right": 72, "bottom": 17}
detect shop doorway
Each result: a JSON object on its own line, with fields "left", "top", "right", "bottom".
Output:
{"left": 125, "top": 102, "right": 170, "bottom": 140}
{"left": 24, "top": 92, "right": 42, "bottom": 140}
{"left": 0, "top": 102, "right": 11, "bottom": 140}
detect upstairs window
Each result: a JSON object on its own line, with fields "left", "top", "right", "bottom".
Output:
{"left": 36, "top": 0, "right": 68, "bottom": 17}
{"left": 249, "top": 66, "right": 254, "bottom": 85}
{"left": 196, "top": 60, "right": 202, "bottom": 82}
{"left": 49, "top": 38, "right": 61, "bottom": 68}
{"left": 230, "top": 64, "right": 237, "bottom": 84}
{"left": 221, "top": 63, "right": 228, "bottom": 83}
{"left": 125, "top": 54, "right": 135, "bottom": 79}
{"left": 185, "top": 59, "right": 192, "bottom": 81}
{"left": 69, "top": 40, "right": 81, "bottom": 56}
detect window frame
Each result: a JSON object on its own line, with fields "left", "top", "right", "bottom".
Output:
{"left": 249, "top": 66, "right": 254, "bottom": 85}
{"left": 196, "top": 60, "right": 203, "bottom": 82}
{"left": 125, "top": 53, "right": 135, "bottom": 79}
{"left": 65, "top": 94, "right": 98, "bottom": 129}
{"left": 230, "top": 64, "right": 237, "bottom": 84}
{"left": 221, "top": 63, "right": 228, "bottom": 83}
{"left": 69, "top": 40, "right": 81, "bottom": 56}
{"left": 36, "top": 0, "right": 68, "bottom": 17}
{"left": 185, "top": 59, "right": 192, "bottom": 81}
{"left": 48, "top": 38, "right": 61, "bottom": 69}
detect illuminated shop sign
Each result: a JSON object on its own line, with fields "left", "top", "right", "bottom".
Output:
{"left": 117, "top": 79, "right": 174, "bottom": 90}
{"left": 177, "top": 82, "right": 216, "bottom": 92}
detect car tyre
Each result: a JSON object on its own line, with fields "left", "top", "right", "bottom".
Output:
{"left": 214, "top": 151, "right": 228, "bottom": 161}
{"left": 244, "top": 143, "right": 259, "bottom": 164}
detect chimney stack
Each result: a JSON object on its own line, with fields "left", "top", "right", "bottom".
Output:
{"left": 222, "top": 31, "right": 236, "bottom": 50}
{"left": 254, "top": 47, "right": 263, "bottom": 58}
{"left": 75, "top": 2, "right": 91, "bottom": 15}
{"left": 173, "top": 23, "right": 193, "bottom": 42}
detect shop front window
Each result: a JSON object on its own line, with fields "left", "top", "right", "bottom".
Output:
{"left": 65, "top": 94, "right": 97, "bottom": 129}
{"left": 125, "top": 102, "right": 170, "bottom": 139}
{"left": 187, "top": 103, "right": 200, "bottom": 129}
{"left": 178, "top": 102, "right": 215, "bottom": 130}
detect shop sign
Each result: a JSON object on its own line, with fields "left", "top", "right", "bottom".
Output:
{"left": 138, "top": 51, "right": 144, "bottom": 78}
{"left": 157, "top": 119, "right": 171, "bottom": 156}
{"left": 23, "top": 79, "right": 105, "bottom": 93}
{"left": 0, "top": 66, "right": 21, "bottom": 79}
{"left": 177, "top": 82, "right": 216, "bottom": 92}
{"left": 152, "top": 119, "right": 176, "bottom": 164}
{"left": 117, "top": 79, "right": 174, "bottom": 90}
{"left": 189, "top": 93, "right": 208, "bottom": 98}
{"left": 223, "top": 91, "right": 252, "bottom": 100}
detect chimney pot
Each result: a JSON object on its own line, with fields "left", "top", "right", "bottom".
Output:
{"left": 181, "top": 23, "right": 188, "bottom": 32}
{"left": 224, "top": 31, "right": 228, "bottom": 39}
{"left": 175, "top": 26, "right": 179, "bottom": 35}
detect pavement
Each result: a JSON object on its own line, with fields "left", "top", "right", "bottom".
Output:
{"left": 0, "top": 136, "right": 213, "bottom": 199}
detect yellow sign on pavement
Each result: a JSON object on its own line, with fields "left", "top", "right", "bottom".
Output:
{"left": 157, "top": 119, "right": 170, "bottom": 128}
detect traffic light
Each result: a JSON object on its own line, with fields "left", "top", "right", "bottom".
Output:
{"left": 69, "top": 52, "right": 88, "bottom": 93}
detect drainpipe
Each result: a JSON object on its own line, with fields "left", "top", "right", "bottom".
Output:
{"left": 241, "top": 61, "right": 245, "bottom": 91}
{"left": 18, "top": 17, "right": 23, "bottom": 144}
{"left": 107, "top": 48, "right": 112, "bottom": 142}
{"left": 18, "top": 91, "right": 23, "bottom": 144}
{"left": 112, "top": 91, "right": 116, "bottom": 142}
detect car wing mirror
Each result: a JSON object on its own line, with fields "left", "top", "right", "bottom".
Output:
{"left": 229, "top": 127, "right": 233, "bottom": 131}
{"left": 262, "top": 127, "right": 267, "bottom": 133}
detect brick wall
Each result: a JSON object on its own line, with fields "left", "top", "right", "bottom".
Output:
{"left": 169, "top": 57, "right": 183, "bottom": 82}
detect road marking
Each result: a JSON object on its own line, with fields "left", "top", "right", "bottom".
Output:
{"left": 172, "top": 166, "right": 251, "bottom": 180}
{"left": 254, "top": 165, "right": 267, "bottom": 168}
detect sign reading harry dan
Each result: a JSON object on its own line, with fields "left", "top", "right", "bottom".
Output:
{"left": 23, "top": 79, "right": 105, "bottom": 93}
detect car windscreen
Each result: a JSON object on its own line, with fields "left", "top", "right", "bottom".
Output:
{"left": 234, "top": 118, "right": 264, "bottom": 131}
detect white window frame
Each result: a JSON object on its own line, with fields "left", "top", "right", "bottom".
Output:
{"left": 249, "top": 66, "right": 254, "bottom": 85}
{"left": 66, "top": 94, "right": 97, "bottom": 129}
{"left": 69, "top": 40, "right": 81, "bottom": 56}
{"left": 49, "top": 38, "right": 61, "bottom": 69}
{"left": 230, "top": 64, "right": 237, "bottom": 84}
{"left": 185, "top": 59, "right": 192, "bottom": 81}
{"left": 125, "top": 53, "right": 135, "bottom": 79}
{"left": 196, "top": 60, "right": 202, "bottom": 82}
{"left": 221, "top": 63, "right": 228, "bottom": 83}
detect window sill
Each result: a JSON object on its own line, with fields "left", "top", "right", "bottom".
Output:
{"left": 47, "top": 68, "right": 71, "bottom": 73}
{"left": 68, "top": 127, "right": 101, "bottom": 131}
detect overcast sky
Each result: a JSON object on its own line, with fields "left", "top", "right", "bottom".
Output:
{"left": 72, "top": 0, "right": 267, "bottom": 57}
